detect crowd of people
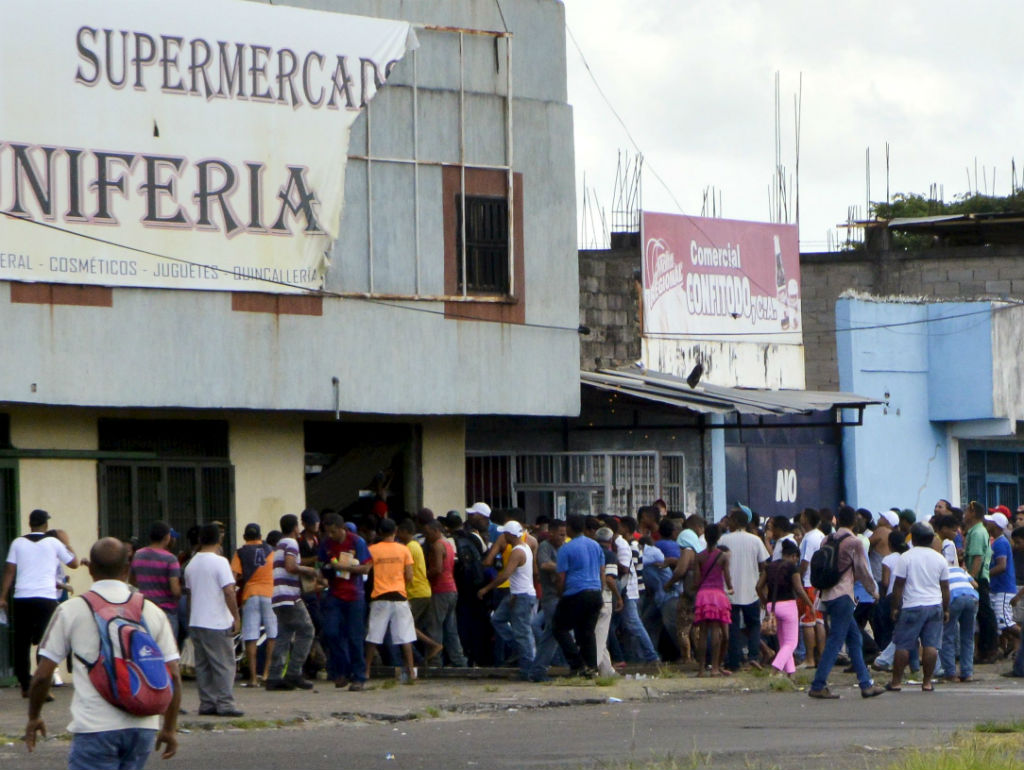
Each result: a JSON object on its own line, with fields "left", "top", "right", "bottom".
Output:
{"left": 5, "top": 497, "right": 1024, "bottom": 766}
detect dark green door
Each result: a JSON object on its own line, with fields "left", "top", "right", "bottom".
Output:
{"left": 0, "top": 462, "right": 18, "bottom": 683}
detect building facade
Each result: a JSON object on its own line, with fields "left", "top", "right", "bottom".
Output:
{"left": 0, "top": 0, "right": 580, "bottom": 613}
{"left": 837, "top": 296, "right": 1024, "bottom": 513}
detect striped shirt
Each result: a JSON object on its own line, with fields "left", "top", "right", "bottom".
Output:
{"left": 272, "top": 537, "right": 302, "bottom": 607}
{"left": 130, "top": 546, "right": 180, "bottom": 611}
{"left": 948, "top": 566, "right": 979, "bottom": 602}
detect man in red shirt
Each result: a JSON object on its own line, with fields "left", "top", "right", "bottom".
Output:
{"left": 425, "top": 520, "right": 467, "bottom": 667}
{"left": 318, "top": 513, "right": 372, "bottom": 691}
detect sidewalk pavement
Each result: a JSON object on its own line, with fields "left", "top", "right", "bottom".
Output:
{"left": 1, "top": 660, "right": 1020, "bottom": 742}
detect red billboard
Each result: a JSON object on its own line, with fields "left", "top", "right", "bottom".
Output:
{"left": 641, "top": 212, "right": 802, "bottom": 344}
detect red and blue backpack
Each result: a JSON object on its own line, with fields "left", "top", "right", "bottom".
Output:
{"left": 75, "top": 590, "right": 174, "bottom": 716}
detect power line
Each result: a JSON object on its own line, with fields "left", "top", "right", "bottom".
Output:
{"left": 564, "top": 23, "right": 687, "bottom": 218}
{"left": 0, "top": 210, "right": 579, "bottom": 333}
{"left": 7, "top": 209, "right": 1020, "bottom": 340}
{"left": 492, "top": 0, "right": 508, "bottom": 32}
{"left": 564, "top": 22, "right": 789, "bottom": 302}
{"left": 643, "top": 301, "right": 1024, "bottom": 339}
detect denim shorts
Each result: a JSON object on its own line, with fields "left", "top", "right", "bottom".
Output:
{"left": 68, "top": 728, "right": 156, "bottom": 770}
{"left": 242, "top": 595, "right": 277, "bottom": 642}
{"left": 893, "top": 604, "right": 943, "bottom": 650}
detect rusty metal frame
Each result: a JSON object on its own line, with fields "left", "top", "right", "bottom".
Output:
{"left": 354, "top": 23, "right": 514, "bottom": 302}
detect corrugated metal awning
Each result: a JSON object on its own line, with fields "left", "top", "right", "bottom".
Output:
{"left": 582, "top": 369, "right": 881, "bottom": 416}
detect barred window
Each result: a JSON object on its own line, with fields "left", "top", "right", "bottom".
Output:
{"left": 456, "top": 195, "right": 509, "bottom": 295}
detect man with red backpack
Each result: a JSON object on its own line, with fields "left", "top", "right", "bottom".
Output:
{"left": 25, "top": 537, "right": 182, "bottom": 769}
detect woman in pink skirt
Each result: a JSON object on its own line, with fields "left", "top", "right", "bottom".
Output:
{"left": 693, "top": 523, "right": 733, "bottom": 677}
{"left": 757, "top": 538, "right": 812, "bottom": 676}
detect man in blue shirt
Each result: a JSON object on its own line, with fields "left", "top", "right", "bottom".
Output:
{"left": 986, "top": 510, "right": 1019, "bottom": 657}
{"left": 553, "top": 514, "right": 604, "bottom": 677}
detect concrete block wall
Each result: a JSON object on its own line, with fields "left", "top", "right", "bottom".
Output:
{"left": 801, "top": 244, "right": 1024, "bottom": 390}
{"left": 579, "top": 249, "right": 642, "bottom": 371}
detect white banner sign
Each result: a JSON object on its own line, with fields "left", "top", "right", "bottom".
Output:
{"left": 0, "top": 0, "right": 415, "bottom": 292}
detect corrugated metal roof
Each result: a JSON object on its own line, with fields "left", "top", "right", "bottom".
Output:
{"left": 581, "top": 369, "right": 882, "bottom": 416}
{"left": 887, "top": 215, "right": 963, "bottom": 227}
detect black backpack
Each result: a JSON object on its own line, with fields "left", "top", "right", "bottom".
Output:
{"left": 453, "top": 532, "right": 486, "bottom": 589}
{"left": 809, "top": 532, "right": 852, "bottom": 590}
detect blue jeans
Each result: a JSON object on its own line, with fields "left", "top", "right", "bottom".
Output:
{"left": 875, "top": 640, "right": 920, "bottom": 670}
{"left": 942, "top": 595, "right": 977, "bottom": 679}
{"left": 490, "top": 592, "right": 516, "bottom": 664}
{"left": 68, "top": 729, "right": 156, "bottom": 770}
{"left": 529, "top": 598, "right": 561, "bottom": 680}
{"left": 811, "top": 596, "right": 873, "bottom": 692}
{"left": 321, "top": 595, "right": 367, "bottom": 682}
{"left": 509, "top": 594, "right": 538, "bottom": 677}
{"left": 620, "top": 598, "right": 659, "bottom": 662}
{"left": 727, "top": 601, "right": 762, "bottom": 670}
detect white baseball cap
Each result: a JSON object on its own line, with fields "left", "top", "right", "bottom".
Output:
{"left": 466, "top": 502, "right": 491, "bottom": 518}
{"left": 499, "top": 521, "right": 524, "bottom": 537}
{"left": 880, "top": 511, "right": 899, "bottom": 529}
{"left": 985, "top": 512, "right": 1009, "bottom": 530}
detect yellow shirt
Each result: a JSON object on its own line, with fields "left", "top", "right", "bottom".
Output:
{"left": 498, "top": 542, "right": 513, "bottom": 589}
{"left": 405, "top": 539, "right": 432, "bottom": 599}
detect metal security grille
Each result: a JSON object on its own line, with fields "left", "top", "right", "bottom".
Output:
{"left": 99, "top": 462, "right": 235, "bottom": 551}
{"left": 457, "top": 195, "right": 509, "bottom": 294}
{"left": 466, "top": 452, "right": 685, "bottom": 519}
{"left": 966, "top": 449, "right": 1024, "bottom": 512}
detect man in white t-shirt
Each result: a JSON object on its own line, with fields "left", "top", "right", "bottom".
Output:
{"left": 720, "top": 507, "right": 769, "bottom": 671}
{"left": 0, "top": 509, "right": 79, "bottom": 696}
{"left": 25, "top": 537, "right": 181, "bottom": 769}
{"left": 184, "top": 524, "right": 241, "bottom": 717}
{"left": 797, "top": 508, "right": 827, "bottom": 667}
{"left": 888, "top": 522, "right": 950, "bottom": 693}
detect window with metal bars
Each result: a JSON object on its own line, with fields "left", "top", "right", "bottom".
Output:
{"left": 99, "top": 462, "right": 235, "bottom": 552}
{"left": 466, "top": 452, "right": 685, "bottom": 520}
{"left": 456, "top": 194, "right": 509, "bottom": 295}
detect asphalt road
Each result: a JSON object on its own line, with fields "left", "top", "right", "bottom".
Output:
{"left": 7, "top": 682, "right": 1024, "bottom": 770}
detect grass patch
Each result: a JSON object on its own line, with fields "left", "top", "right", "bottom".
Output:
{"left": 593, "top": 746, "right": 712, "bottom": 770}
{"left": 594, "top": 675, "right": 619, "bottom": 687}
{"left": 889, "top": 733, "right": 1024, "bottom": 770}
{"left": 976, "top": 720, "right": 1024, "bottom": 734}
{"left": 226, "top": 717, "right": 299, "bottom": 730}
{"left": 483, "top": 684, "right": 499, "bottom": 693}
{"left": 424, "top": 706, "right": 441, "bottom": 718}
{"left": 378, "top": 678, "right": 398, "bottom": 690}
{"left": 791, "top": 669, "right": 815, "bottom": 687}
{"left": 767, "top": 677, "right": 796, "bottom": 692}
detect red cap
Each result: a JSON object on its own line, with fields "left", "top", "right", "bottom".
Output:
{"left": 989, "top": 504, "right": 1012, "bottom": 517}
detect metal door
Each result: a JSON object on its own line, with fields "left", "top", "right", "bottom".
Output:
{"left": 0, "top": 462, "right": 17, "bottom": 683}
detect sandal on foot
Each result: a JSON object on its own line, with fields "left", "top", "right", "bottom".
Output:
{"left": 884, "top": 683, "right": 902, "bottom": 692}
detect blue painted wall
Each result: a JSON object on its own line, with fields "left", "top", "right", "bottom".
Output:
{"left": 837, "top": 299, "right": 955, "bottom": 515}
{"left": 926, "top": 303, "right": 994, "bottom": 421}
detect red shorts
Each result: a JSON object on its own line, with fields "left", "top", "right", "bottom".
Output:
{"left": 799, "top": 586, "right": 823, "bottom": 626}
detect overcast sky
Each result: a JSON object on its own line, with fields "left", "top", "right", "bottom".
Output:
{"left": 563, "top": 0, "right": 1024, "bottom": 252}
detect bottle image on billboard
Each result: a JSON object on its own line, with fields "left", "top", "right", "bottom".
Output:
{"left": 774, "top": 234, "right": 790, "bottom": 330}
